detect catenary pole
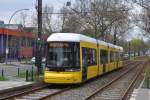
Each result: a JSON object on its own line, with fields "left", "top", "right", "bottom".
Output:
{"left": 35, "top": 0, "right": 42, "bottom": 74}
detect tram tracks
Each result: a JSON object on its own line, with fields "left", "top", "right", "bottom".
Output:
{"left": 48, "top": 61, "right": 142, "bottom": 100}
{"left": 0, "top": 84, "right": 48, "bottom": 100}
{"left": 0, "top": 60, "right": 145, "bottom": 100}
{"left": 15, "top": 87, "right": 71, "bottom": 100}
{"left": 85, "top": 61, "right": 147, "bottom": 100}
{"left": 0, "top": 84, "right": 71, "bottom": 100}
{"left": 121, "top": 61, "right": 147, "bottom": 100}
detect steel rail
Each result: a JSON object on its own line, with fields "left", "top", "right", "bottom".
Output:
{"left": 14, "top": 87, "right": 71, "bottom": 100}
{"left": 38, "top": 87, "right": 71, "bottom": 100}
{"left": 120, "top": 61, "right": 147, "bottom": 100}
{"left": 0, "top": 84, "right": 49, "bottom": 100}
{"left": 85, "top": 61, "right": 141, "bottom": 100}
{"left": 1, "top": 83, "right": 71, "bottom": 100}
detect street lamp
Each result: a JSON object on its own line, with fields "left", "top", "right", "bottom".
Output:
{"left": 5, "top": 9, "right": 29, "bottom": 64}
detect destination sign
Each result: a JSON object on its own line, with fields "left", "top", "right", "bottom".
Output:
{"left": 49, "top": 43, "right": 69, "bottom": 48}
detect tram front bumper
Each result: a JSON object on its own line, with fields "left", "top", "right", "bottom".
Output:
{"left": 44, "top": 71, "right": 81, "bottom": 84}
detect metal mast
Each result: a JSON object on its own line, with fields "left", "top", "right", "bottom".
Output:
{"left": 35, "top": 0, "right": 42, "bottom": 74}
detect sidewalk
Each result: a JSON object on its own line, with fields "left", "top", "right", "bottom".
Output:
{"left": 0, "top": 81, "right": 32, "bottom": 93}
{"left": 130, "top": 89, "right": 150, "bottom": 100}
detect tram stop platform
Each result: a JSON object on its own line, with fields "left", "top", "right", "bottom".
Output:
{"left": 0, "top": 81, "right": 32, "bottom": 94}
{"left": 130, "top": 89, "right": 150, "bottom": 100}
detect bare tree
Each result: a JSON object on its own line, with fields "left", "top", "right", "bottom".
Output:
{"left": 59, "top": 0, "right": 130, "bottom": 44}
{"left": 59, "top": 4, "right": 86, "bottom": 33}
{"left": 110, "top": 16, "right": 132, "bottom": 44}
{"left": 42, "top": 5, "right": 53, "bottom": 34}
{"left": 19, "top": 12, "right": 28, "bottom": 27}
{"left": 131, "top": 0, "right": 150, "bottom": 10}
{"left": 14, "top": 12, "right": 28, "bottom": 28}
{"left": 30, "top": 13, "right": 38, "bottom": 27}
{"left": 29, "top": 5, "right": 53, "bottom": 34}
{"left": 130, "top": 0, "right": 150, "bottom": 37}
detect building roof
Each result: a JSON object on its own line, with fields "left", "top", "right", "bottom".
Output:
{"left": 0, "top": 28, "right": 48, "bottom": 40}
{"left": 47, "top": 33, "right": 123, "bottom": 50}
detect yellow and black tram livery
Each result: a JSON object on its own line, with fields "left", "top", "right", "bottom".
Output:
{"left": 44, "top": 33, "right": 123, "bottom": 84}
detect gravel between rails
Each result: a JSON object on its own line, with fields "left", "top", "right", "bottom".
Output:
{"left": 12, "top": 84, "right": 71, "bottom": 100}
{"left": 16, "top": 88, "right": 63, "bottom": 100}
{"left": 91, "top": 62, "right": 143, "bottom": 100}
{"left": 47, "top": 62, "right": 139, "bottom": 100}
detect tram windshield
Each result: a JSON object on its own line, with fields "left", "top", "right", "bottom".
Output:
{"left": 46, "top": 42, "right": 80, "bottom": 71}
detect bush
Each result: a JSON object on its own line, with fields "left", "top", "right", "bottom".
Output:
{"left": 0, "top": 76, "right": 7, "bottom": 81}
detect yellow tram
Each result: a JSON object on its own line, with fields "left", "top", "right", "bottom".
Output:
{"left": 44, "top": 33, "right": 123, "bottom": 84}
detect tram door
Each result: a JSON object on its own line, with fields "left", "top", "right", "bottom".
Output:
{"left": 116, "top": 52, "right": 119, "bottom": 68}
{"left": 82, "top": 48, "right": 87, "bottom": 82}
{"left": 100, "top": 50, "right": 108, "bottom": 73}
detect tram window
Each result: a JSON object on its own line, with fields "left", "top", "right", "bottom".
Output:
{"left": 100, "top": 50, "right": 108, "bottom": 64}
{"left": 93, "top": 49, "right": 97, "bottom": 64}
{"left": 82, "top": 48, "right": 88, "bottom": 67}
{"left": 74, "top": 44, "right": 80, "bottom": 67}
{"left": 116, "top": 52, "right": 119, "bottom": 61}
{"left": 110, "top": 51, "right": 114, "bottom": 62}
{"left": 87, "top": 48, "right": 97, "bottom": 65}
{"left": 120, "top": 52, "right": 123, "bottom": 60}
{"left": 114, "top": 52, "right": 116, "bottom": 62}
{"left": 82, "top": 48, "right": 97, "bottom": 66}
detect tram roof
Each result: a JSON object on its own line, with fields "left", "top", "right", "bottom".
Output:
{"left": 47, "top": 33, "right": 97, "bottom": 43}
{"left": 47, "top": 33, "right": 123, "bottom": 50}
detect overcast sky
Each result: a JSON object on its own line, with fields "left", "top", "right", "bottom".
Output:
{"left": 0, "top": 0, "right": 70, "bottom": 23}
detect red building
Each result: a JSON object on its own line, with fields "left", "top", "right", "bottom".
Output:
{"left": 0, "top": 28, "right": 48, "bottom": 62}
